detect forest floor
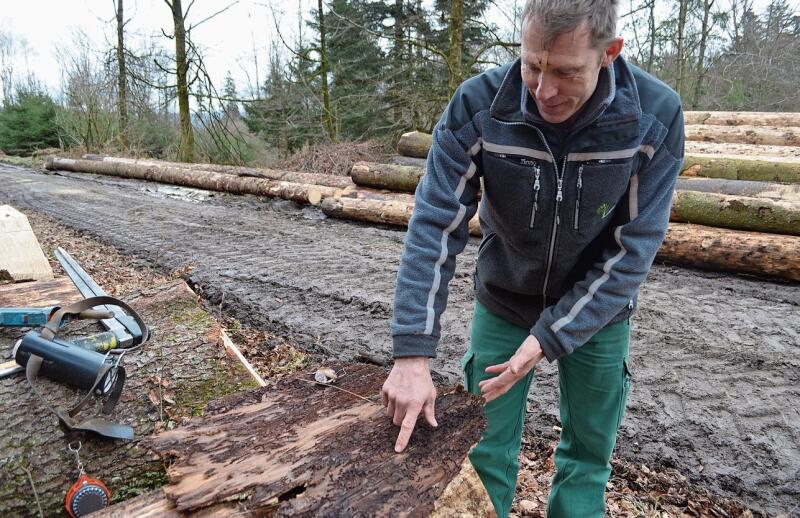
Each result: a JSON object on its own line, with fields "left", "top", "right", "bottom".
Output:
{"left": 0, "top": 161, "right": 797, "bottom": 517}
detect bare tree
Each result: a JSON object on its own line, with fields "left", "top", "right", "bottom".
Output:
{"left": 114, "top": 0, "right": 129, "bottom": 148}
{"left": 164, "top": 0, "right": 194, "bottom": 162}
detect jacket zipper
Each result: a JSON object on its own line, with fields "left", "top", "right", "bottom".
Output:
{"left": 491, "top": 118, "right": 567, "bottom": 312}
{"left": 529, "top": 164, "right": 541, "bottom": 228}
{"left": 573, "top": 164, "right": 584, "bottom": 230}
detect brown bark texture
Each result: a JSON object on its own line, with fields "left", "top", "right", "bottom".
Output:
{"left": 46, "top": 158, "right": 340, "bottom": 205}
{"left": 320, "top": 197, "right": 799, "bottom": 282}
{"left": 390, "top": 155, "right": 428, "bottom": 168}
{"left": 670, "top": 190, "right": 800, "bottom": 236}
{"left": 676, "top": 177, "right": 800, "bottom": 202}
{"left": 0, "top": 277, "right": 82, "bottom": 308}
{"left": 684, "top": 141, "right": 800, "bottom": 160}
{"left": 0, "top": 281, "right": 257, "bottom": 516}
{"left": 684, "top": 125, "right": 800, "bottom": 146}
{"left": 682, "top": 155, "right": 800, "bottom": 183}
{"left": 684, "top": 111, "right": 800, "bottom": 127}
{"left": 656, "top": 224, "right": 800, "bottom": 282}
{"left": 339, "top": 185, "right": 416, "bottom": 203}
{"left": 397, "top": 131, "right": 433, "bottom": 158}
{"left": 351, "top": 161, "right": 425, "bottom": 192}
{"left": 83, "top": 155, "right": 354, "bottom": 189}
{"left": 110, "top": 364, "right": 489, "bottom": 517}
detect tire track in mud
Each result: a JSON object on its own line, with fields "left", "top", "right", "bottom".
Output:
{"left": 1, "top": 165, "right": 798, "bottom": 515}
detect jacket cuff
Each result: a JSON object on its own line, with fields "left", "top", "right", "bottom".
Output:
{"left": 531, "top": 321, "right": 567, "bottom": 363}
{"left": 392, "top": 334, "right": 439, "bottom": 358}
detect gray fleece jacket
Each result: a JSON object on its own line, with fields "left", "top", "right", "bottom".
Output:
{"left": 391, "top": 56, "right": 684, "bottom": 362}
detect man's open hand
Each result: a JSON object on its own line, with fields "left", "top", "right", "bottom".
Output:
{"left": 381, "top": 357, "right": 438, "bottom": 453}
{"left": 479, "top": 334, "right": 545, "bottom": 402}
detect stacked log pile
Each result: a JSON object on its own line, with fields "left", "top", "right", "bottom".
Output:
{"left": 42, "top": 112, "right": 800, "bottom": 281}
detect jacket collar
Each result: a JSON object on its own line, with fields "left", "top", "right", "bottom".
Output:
{"left": 489, "top": 56, "right": 641, "bottom": 134}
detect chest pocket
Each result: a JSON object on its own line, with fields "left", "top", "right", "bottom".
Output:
{"left": 482, "top": 151, "right": 546, "bottom": 238}
{"left": 572, "top": 161, "right": 633, "bottom": 235}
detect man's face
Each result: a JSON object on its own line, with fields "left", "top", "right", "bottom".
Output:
{"left": 520, "top": 17, "right": 616, "bottom": 124}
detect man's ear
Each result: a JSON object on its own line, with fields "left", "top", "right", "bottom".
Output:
{"left": 601, "top": 37, "right": 624, "bottom": 67}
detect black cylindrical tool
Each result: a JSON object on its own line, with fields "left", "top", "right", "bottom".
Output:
{"left": 13, "top": 331, "right": 117, "bottom": 395}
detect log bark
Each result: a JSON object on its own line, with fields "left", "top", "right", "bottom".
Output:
{"left": 0, "top": 281, "right": 257, "bottom": 517}
{"left": 397, "top": 131, "right": 433, "bottom": 158}
{"left": 684, "top": 111, "right": 800, "bottom": 127}
{"left": 684, "top": 141, "right": 800, "bottom": 160}
{"left": 656, "top": 224, "right": 800, "bottom": 282}
{"left": 339, "top": 185, "right": 416, "bottom": 203}
{"left": 46, "top": 158, "right": 341, "bottom": 206}
{"left": 351, "top": 161, "right": 424, "bottom": 192}
{"left": 671, "top": 191, "right": 800, "bottom": 236}
{"left": 109, "top": 364, "right": 489, "bottom": 516}
{"left": 83, "top": 155, "right": 354, "bottom": 189}
{"left": 681, "top": 155, "right": 800, "bottom": 183}
{"left": 320, "top": 197, "right": 799, "bottom": 282}
{"left": 676, "top": 177, "right": 800, "bottom": 202}
{"left": 684, "top": 125, "right": 800, "bottom": 146}
{"left": 390, "top": 155, "right": 428, "bottom": 168}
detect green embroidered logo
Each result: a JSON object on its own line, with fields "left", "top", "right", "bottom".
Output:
{"left": 597, "top": 203, "right": 614, "bottom": 219}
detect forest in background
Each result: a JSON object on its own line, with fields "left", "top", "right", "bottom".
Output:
{"left": 0, "top": 0, "right": 798, "bottom": 167}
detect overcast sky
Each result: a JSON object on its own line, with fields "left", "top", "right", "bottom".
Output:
{"left": 0, "top": 0, "right": 794, "bottom": 100}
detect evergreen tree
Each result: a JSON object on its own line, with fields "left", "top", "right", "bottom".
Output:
{"left": 0, "top": 88, "right": 60, "bottom": 155}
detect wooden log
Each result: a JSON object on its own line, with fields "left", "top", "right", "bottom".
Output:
{"left": 390, "top": 155, "right": 428, "bottom": 168}
{"left": 682, "top": 155, "right": 800, "bottom": 183}
{"left": 82, "top": 155, "right": 355, "bottom": 189}
{"left": 684, "top": 125, "right": 800, "bottom": 146}
{"left": 656, "top": 224, "right": 800, "bottom": 281}
{"left": 320, "top": 197, "right": 799, "bottom": 282}
{"left": 676, "top": 177, "right": 800, "bottom": 202}
{"left": 671, "top": 191, "right": 800, "bottom": 236}
{"left": 351, "top": 161, "right": 425, "bottom": 192}
{"left": 339, "top": 185, "right": 417, "bottom": 203}
{"left": 398, "top": 131, "right": 433, "bottom": 158}
{"left": 0, "top": 205, "right": 54, "bottom": 282}
{"left": 684, "top": 141, "right": 800, "bottom": 160}
{"left": 46, "top": 157, "right": 341, "bottom": 206}
{"left": 116, "top": 364, "right": 490, "bottom": 516}
{"left": 684, "top": 111, "right": 800, "bottom": 127}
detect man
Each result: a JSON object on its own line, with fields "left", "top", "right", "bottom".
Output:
{"left": 381, "top": 0, "right": 684, "bottom": 516}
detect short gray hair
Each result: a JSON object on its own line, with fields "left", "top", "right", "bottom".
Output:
{"left": 522, "top": 0, "right": 619, "bottom": 50}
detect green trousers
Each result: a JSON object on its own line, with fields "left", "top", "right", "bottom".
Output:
{"left": 463, "top": 301, "right": 632, "bottom": 518}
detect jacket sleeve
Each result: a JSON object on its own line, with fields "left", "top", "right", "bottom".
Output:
{"left": 531, "top": 106, "right": 685, "bottom": 361}
{"left": 391, "top": 115, "right": 483, "bottom": 358}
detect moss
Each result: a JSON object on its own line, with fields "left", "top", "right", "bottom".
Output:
{"left": 110, "top": 465, "right": 169, "bottom": 503}
{"left": 176, "top": 360, "right": 259, "bottom": 417}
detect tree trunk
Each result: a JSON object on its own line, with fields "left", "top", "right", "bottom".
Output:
{"left": 115, "top": 0, "right": 129, "bottom": 148}
{"left": 45, "top": 158, "right": 341, "bottom": 205}
{"left": 398, "top": 131, "right": 433, "bottom": 158}
{"left": 684, "top": 125, "right": 800, "bottom": 146}
{"left": 351, "top": 161, "right": 424, "bottom": 192}
{"left": 390, "top": 155, "right": 428, "bottom": 167}
{"left": 392, "top": 0, "right": 404, "bottom": 125}
{"left": 0, "top": 281, "right": 258, "bottom": 517}
{"left": 317, "top": 0, "right": 335, "bottom": 141}
{"left": 83, "top": 155, "right": 355, "bottom": 189}
{"left": 685, "top": 141, "right": 800, "bottom": 159}
{"left": 691, "top": 0, "right": 714, "bottom": 109}
{"left": 682, "top": 155, "right": 800, "bottom": 183}
{"left": 677, "top": 177, "right": 800, "bottom": 201}
{"left": 169, "top": 0, "right": 194, "bottom": 162}
{"left": 684, "top": 111, "right": 800, "bottom": 126}
{"left": 339, "top": 186, "right": 416, "bottom": 203}
{"left": 675, "top": 0, "right": 689, "bottom": 96}
{"left": 447, "top": 0, "right": 464, "bottom": 97}
{"left": 671, "top": 190, "right": 800, "bottom": 235}
{"left": 646, "top": 0, "right": 656, "bottom": 73}
{"left": 96, "top": 364, "right": 490, "bottom": 516}
{"left": 656, "top": 224, "right": 800, "bottom": 282}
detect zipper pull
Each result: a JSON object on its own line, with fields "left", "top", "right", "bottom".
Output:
{"left": 530, "top": 166, "right": 541, "bottom": 228}
{"left": 574, "top": 165, "right": 583, "bottom": 230}
{"left": 556, "top": 177, "right": 563, "bottom": 202}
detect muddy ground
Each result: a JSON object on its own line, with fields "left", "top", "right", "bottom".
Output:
{"left": 1, "top": 163, "right": 798, "bottom": 516}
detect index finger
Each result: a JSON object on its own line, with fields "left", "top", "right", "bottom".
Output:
{"left": 394, "top": 403, "right": 422, "bottom": 453}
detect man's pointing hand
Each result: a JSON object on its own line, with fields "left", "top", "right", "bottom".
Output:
{"left": 381, "top": 357, "right": 438, "bottom": 452}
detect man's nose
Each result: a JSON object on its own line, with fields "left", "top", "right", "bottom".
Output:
{"left": 535, "top": 73, "right": 557, "bottom": 101}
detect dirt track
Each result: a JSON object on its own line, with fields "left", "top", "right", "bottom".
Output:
{"left": 1, "top": 163, "right": 798, "bottom": 516}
